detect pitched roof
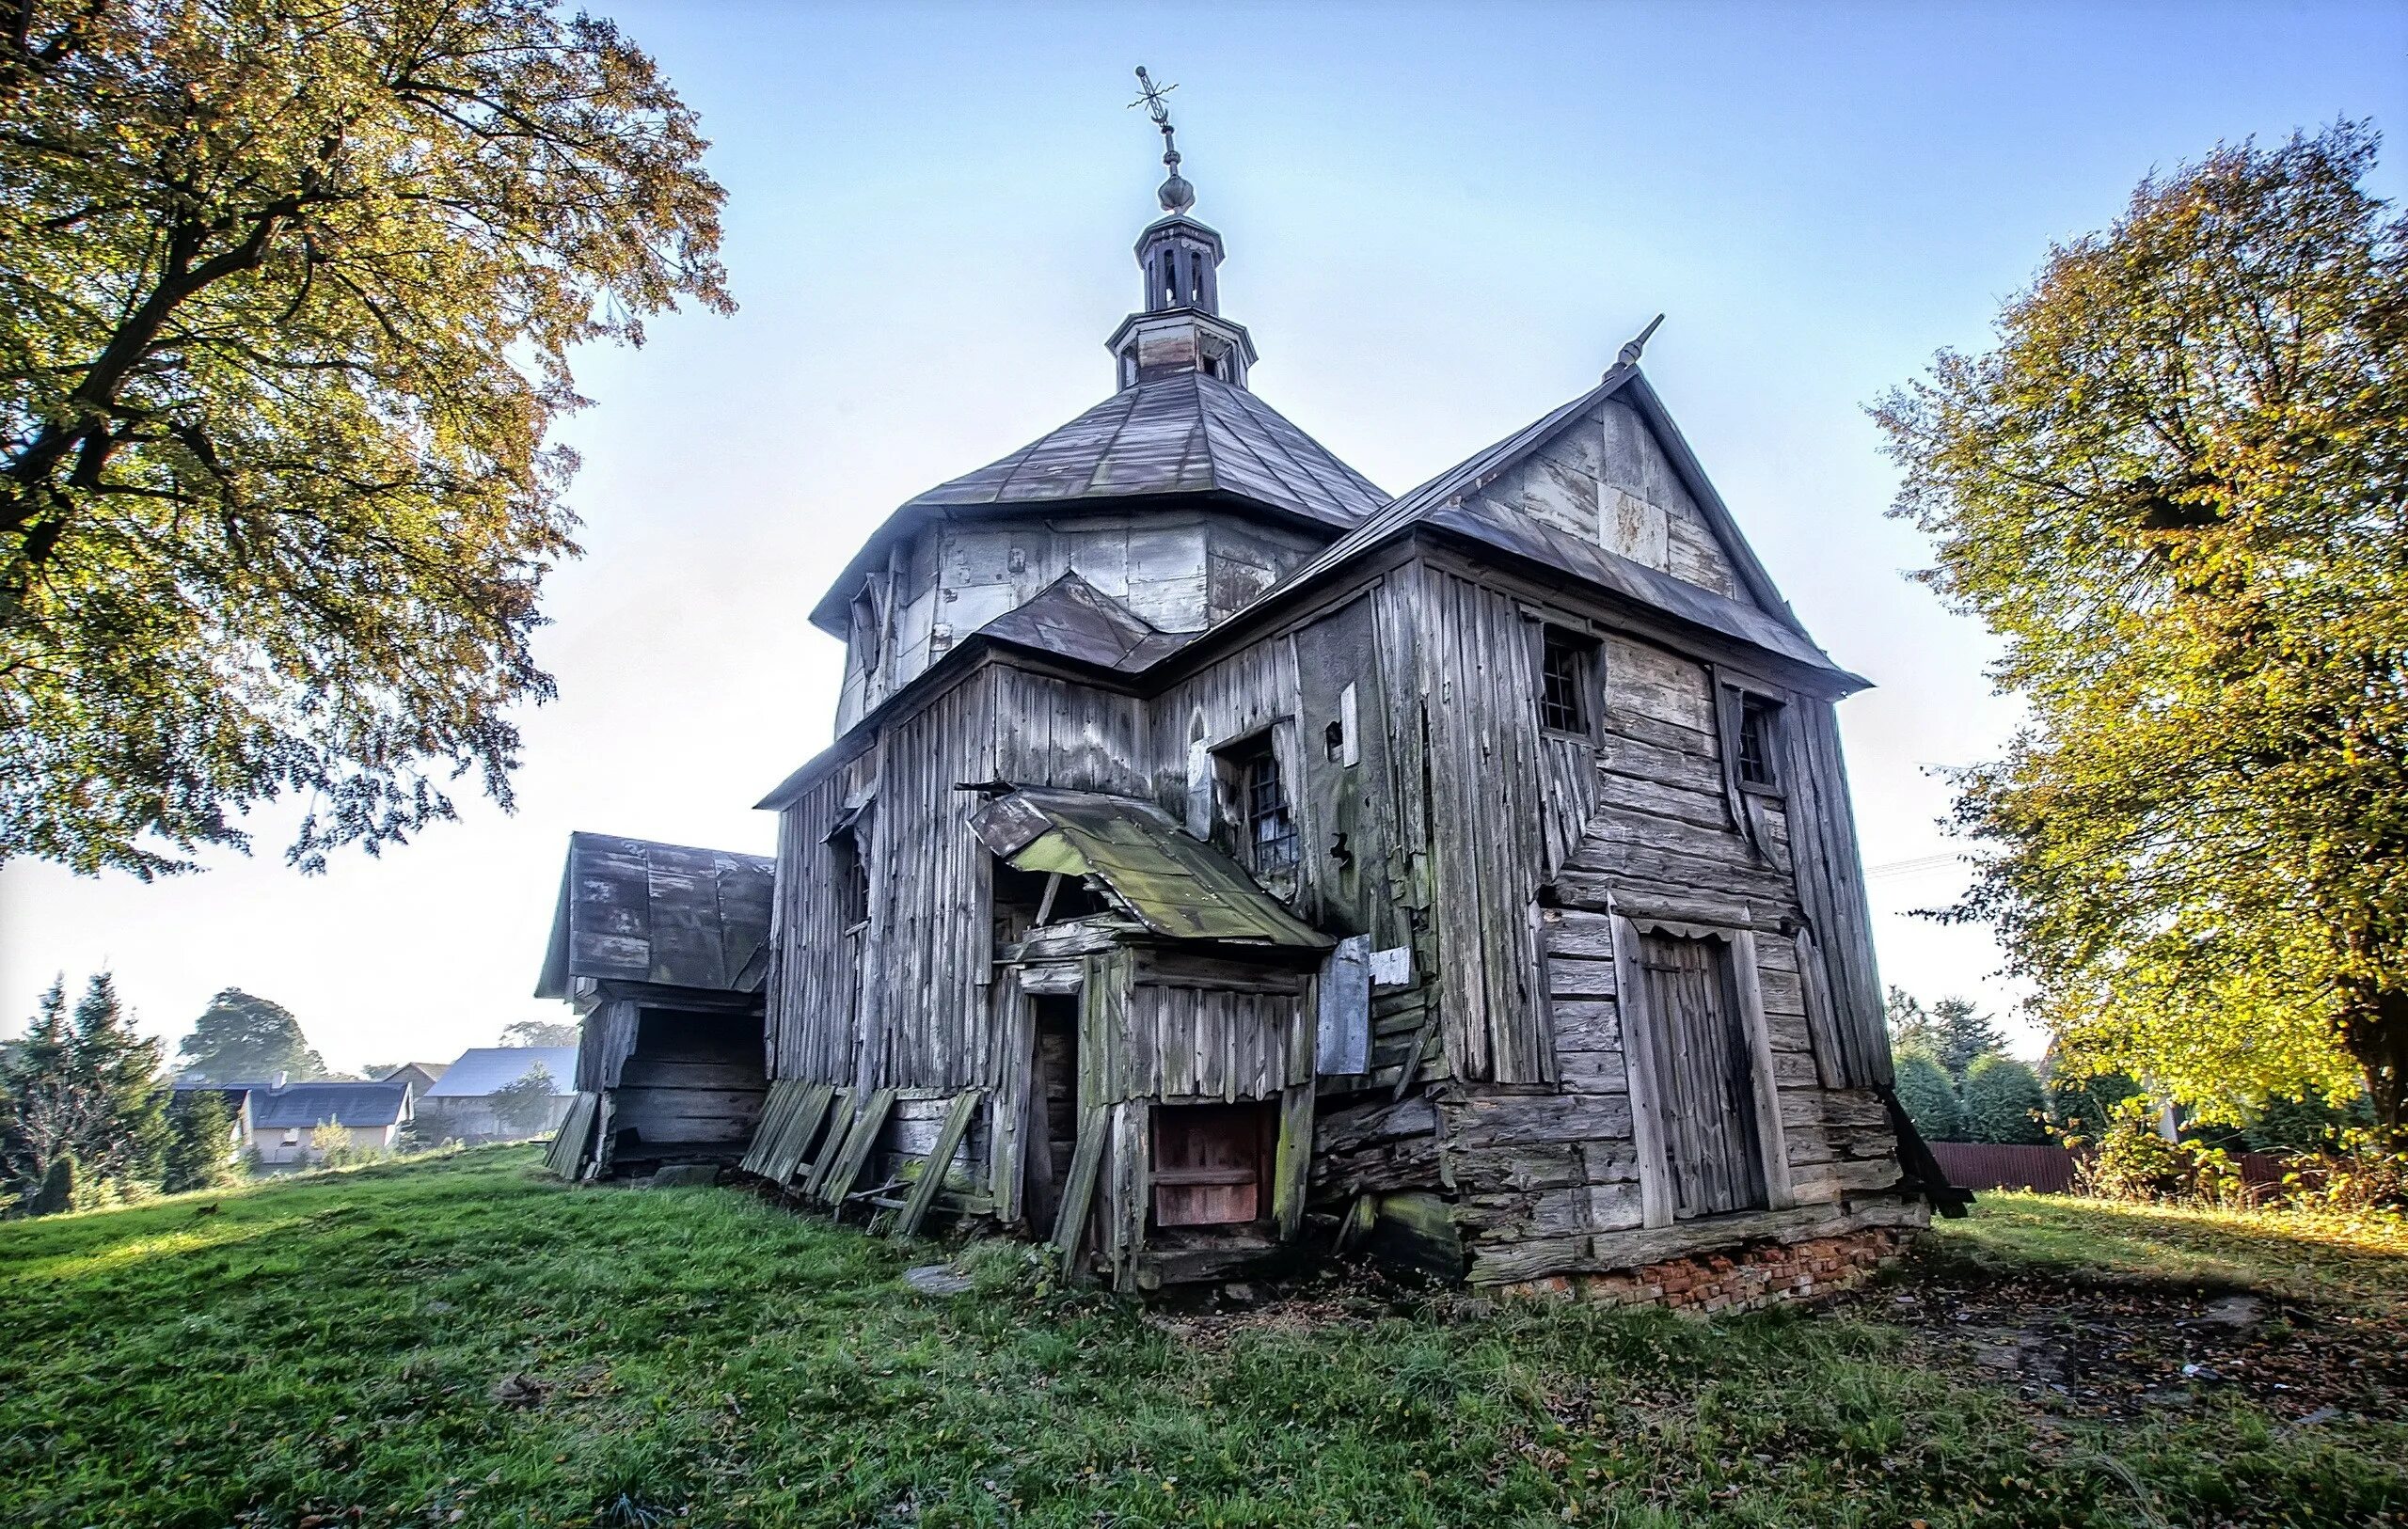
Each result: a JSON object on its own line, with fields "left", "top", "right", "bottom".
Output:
{"left": 535, "top": 833, "right": 775, "bottom": 1000}
{"left": 1265, "top": 365, "right": 1858, "bottom": 684}
{"left": 969, "top": 786, "right": 1331, "bottom": 949}
{"left": 250, "top": 1081, "right": 411, "bottom": 1130}
{"left": 808, "top": 371, "right": 1386, "bottom": 635}
{"left": 422, "top": 1047, "right": 578, "bottom": 1099}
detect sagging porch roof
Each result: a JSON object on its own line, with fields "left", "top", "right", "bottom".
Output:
{"left": 968, "top": 786, "right": 1330, "bottom": 950}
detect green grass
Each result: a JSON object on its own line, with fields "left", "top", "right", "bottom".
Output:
{"left": 1937, "top": 1191, "right": 2408, "bottom": 1313}
{"left": 0, "top": 1149, "right": 2399, "bottom": 1528}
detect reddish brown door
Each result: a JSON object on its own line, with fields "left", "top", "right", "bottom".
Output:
{"left": 1150, "top": 1102, "right": 1275, "bottom": 1227}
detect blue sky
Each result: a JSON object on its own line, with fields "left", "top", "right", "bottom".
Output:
{"left": 4, "top": 1, "right": 2402, "bottom": 1068}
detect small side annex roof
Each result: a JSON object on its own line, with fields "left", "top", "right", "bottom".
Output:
{"left": 535, "top": 833, "right": 776, "bottom": 1000}
{"left": 806, "top": 371, "right": 1387, "bottom": 636}
{"left": 969, "top": 786, "right": 1331, "bottom": 949}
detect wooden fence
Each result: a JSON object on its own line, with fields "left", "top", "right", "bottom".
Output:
{"left": 1927, "top": 1141, "right": 2295, "bottom": 1197}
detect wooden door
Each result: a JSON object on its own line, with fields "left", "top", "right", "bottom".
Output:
{"left": 1149, "top": 1101, "right": 1275, "bottom": 1227}
{"left": 1636, "top": 933, "right": 1767, "bottom": 1218}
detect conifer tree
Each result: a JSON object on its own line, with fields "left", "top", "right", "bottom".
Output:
{"left": 68, "top": 974, "right": 170, "bottom": 1190}
{"left": 164, "top": 1090, "right": 239, "bottom": 1193}
{"left": 1962, "top": 1055, "right": 2051, "bottom": 1144}
{"left": 1894, "top": 1049, "right": 1967, "bottom": 1143}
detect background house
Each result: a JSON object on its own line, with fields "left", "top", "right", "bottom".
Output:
{"left": 416, "top": 1047, "right": 578, "bottom": 1143}
{"left": 379, "top": 1062, "right": 450, "bottom": 1095}
{"left": 248, "top": 1080, "right": 414, "bottom": 1165}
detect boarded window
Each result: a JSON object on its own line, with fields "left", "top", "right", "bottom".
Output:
{"left": 1737, "top": 696, "right": 1781, "bottom": 790}
{"left": 1150, "top": 1100, "right": 1276, "bottom": 1226}
{"left": 1635, "top": 933, "right": 1767, "bottom": 1219}
{"left": 1539, "top": 626, "right": 1594, "bottom": 735}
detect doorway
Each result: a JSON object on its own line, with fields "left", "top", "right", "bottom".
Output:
{"left": 1023, "top": 995, "right": 1080, "bottom": 1232}
{"left": 1635, "top": 932, "right": 1768, "bottom": 1218}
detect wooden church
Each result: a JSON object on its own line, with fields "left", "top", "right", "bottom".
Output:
{"left": 551, "top": 82, "right": 1960, "bottom": 1300}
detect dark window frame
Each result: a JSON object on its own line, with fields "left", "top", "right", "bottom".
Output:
{"left": 1538, "top": 624, "right": 1599, "bottom": 738}
{"left": 1214, "top": 733, "right": 1297, "bottom": 877}
{"left": 1735, "top": 694, "right": 1782, "bottom": 793}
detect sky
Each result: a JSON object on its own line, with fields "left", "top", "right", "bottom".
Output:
{"left": 4, "top": 0, "right": 2403, "bottom": 1071}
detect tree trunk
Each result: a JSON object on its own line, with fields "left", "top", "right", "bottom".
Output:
{"left": 2338, "top": 980, "right": 2408, "bottom": 1128}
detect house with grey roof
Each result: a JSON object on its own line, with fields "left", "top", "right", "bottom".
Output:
{"left": 248, "top": 1080, "right": 414, "bottom": 1166}
{"left": 416, "top": 1047, "right": 579, "bottom": 1143}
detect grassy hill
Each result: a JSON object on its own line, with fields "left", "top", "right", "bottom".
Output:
{"left": 1, "top": 1148, "right": 2400, "bottom": 1528}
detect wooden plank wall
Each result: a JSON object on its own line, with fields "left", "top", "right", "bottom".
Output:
{"left": 1411, "top": 564, "right": 1586, "bottom": 1085}
{"left": 868, "top": 673, "right": 1000, "bottom": 1094}
{"left": 768, "top": 750, "right": 866, "bottom": 1085}
{"left": 575, "top": 1000, "right": 642, "bottom": 1094}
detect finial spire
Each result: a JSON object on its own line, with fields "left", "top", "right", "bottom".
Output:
{"left": 1614, "top": 313, "right": 1666, "bottom": 372}
{"left": 1131, "top": 66, "right": 1195, "bottom": 213}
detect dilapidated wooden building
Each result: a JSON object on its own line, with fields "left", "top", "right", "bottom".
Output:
{"left": 627, "top": 102, "right": 1957, "bottom": 1298}
{"left": 537, "top": 833, "right": 775, "bottom": 1181}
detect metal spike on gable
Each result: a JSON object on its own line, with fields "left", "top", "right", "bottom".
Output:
{"left": 1614, "top": 313, "right": 1667, "bottom": 372}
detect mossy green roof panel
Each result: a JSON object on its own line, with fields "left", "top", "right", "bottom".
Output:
{"left": 968, "top": 787, "right": 1330, "bottom": 949}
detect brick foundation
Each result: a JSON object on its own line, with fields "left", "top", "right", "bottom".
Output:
{"left": 1499, "top": 1226, "right": 1913, "bottom": 1313}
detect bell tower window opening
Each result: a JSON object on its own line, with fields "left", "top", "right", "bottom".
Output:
{"left": 830, "top": 827, "right": 870, "bottom": 931}
{"left": 849, "top": 583, "right": 882, "bottom": 677}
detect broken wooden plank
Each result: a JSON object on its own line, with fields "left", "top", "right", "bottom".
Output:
{"left": 1272, "top": 1081, "right": 1314, "bottom": 1242}
{"left": 894, "top": 1089, "right": 985, "bottom": 1238}
{"left": 1050, "top": 1104, "right": 1110, "bottom": 1273}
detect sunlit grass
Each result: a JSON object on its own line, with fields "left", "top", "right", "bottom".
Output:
{"left": 1940, "top": 1190, "right": 2408, "bottom": 1312}
{"left": 0, "top": 1147, "right": 2398, "bottom": 1528}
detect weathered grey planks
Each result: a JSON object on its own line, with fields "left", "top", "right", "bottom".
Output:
{"left": 894, "top": 1089, "right": 985, "bottom": 1237}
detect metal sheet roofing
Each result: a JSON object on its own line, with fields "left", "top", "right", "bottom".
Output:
{"left": 969, "top": 786, "right": 1331, "bottom": 949}
{"left": 422, "top": 1047, "right": 579, "bottom": 1099}
{"left": 535, "top": 834, "right": 776, "bottom": 999}
{"left": 808, "top": 371, "right": 1386, "bottom": 634}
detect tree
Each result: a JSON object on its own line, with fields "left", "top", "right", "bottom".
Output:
{"left": 488, "top": 1064, "right": 559, "bottom": 1136}
{"left": 309, "top": 1119, "right": 352, "bottom": 1167}
{"left": 1890, "top": 990, "right": 2006, "bottom": 1083}
{"left": 500, "top": 1019, "right": 578, "bottom": 1048}
{"left": 0, "top": 972, "right": 169, "bottom": 1203}
{"left": 163, "top": 1089, "right": 239, "bottom": 1192}
{"left": 176, "top": 989, "right": 325, "bottom": 1081}
{"left": 1961, "top": 1055, "right": 2051, "bottom": 1145}
{"left": 0, "top": 0, "right": 730, "bottom": 877}
{"left": 31, "top": 1152, "right": 74, "bottom": 1214}
{"left": 2046, "top": 1063, "right": 2138, "bottom": 1147}
{"left": 1874, "top": 122, "right": 2408, "bottom": 1125}
{"left": 1894, "top": 1048, "right": 1967, "bottom": 1143}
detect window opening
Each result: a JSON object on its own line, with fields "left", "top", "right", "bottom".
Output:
{"left": 849, "top": 584, "right": 881, "bottom": 675}
{"left": 831, "top": 828, "right": 870, "bottom": 930}
{"left": 1540, "top": 627, "right": 1593, "bottom": 734}
{"left": 1737, "top": 697, "right": 1781, "bottom": 790}
{"left": 1240, "top": 745, "right": 1296, "bottom": 874}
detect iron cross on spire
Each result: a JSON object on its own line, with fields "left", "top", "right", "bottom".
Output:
{"left": 1130, "top": 66, "right": 1196, "bottom": 213}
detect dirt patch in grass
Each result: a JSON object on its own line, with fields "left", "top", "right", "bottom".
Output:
{"left": 1853, "top": 1253, "right": 2408, "bottom": 1426}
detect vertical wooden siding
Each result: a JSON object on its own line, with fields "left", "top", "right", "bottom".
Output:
{"left": 1412, "top": 565, "right": 1586, "bottom": 1084}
